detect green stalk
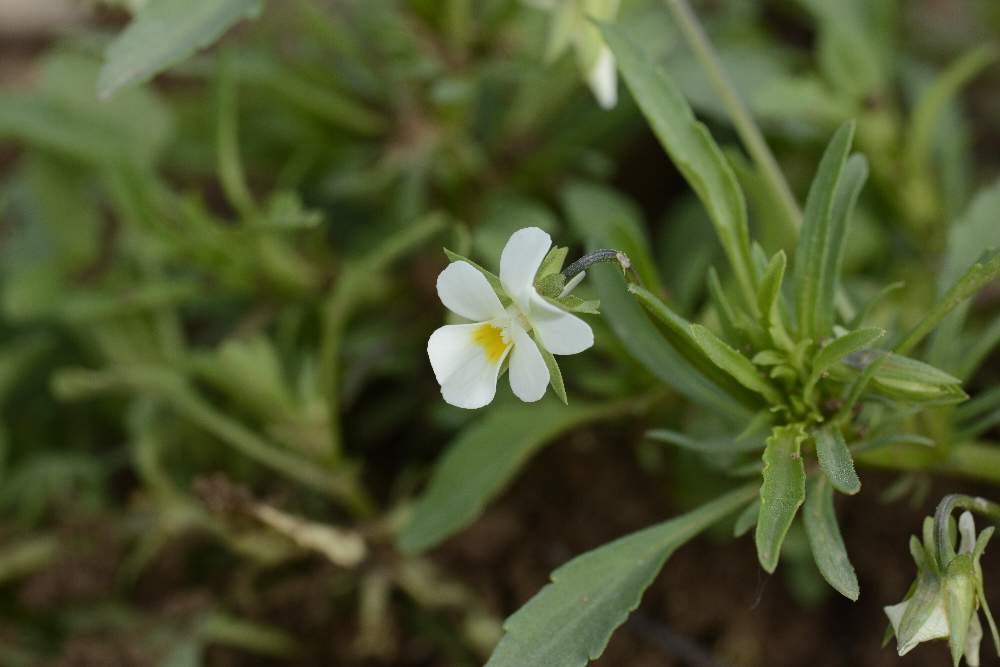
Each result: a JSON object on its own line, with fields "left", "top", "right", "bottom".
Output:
{"left": 855, "top": 441, "right": 1000, "bottom": 487}
{"left": 664, "top": 0, "right": 801, "bottom": 237}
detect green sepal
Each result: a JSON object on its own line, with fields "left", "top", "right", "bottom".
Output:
{"left": 537, "top": 246, "right": 568, "bottom": 279}
{"left": 533, "top": 331, "right": 568, "bottom": 405}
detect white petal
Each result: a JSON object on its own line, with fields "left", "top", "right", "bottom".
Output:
{"left": 966, "top": 613, "right": 983, "bottom": 667}
{"left": 437, "top": 261, "right": 505, "bottom": 321}
{"left": 528, "top": 291, "right": 594, "bottom": 355}
{"left": 427, "top": 323, "right": 509, "bottom": 410}
{"left": 509, "top": 327, "right": 549, "bottom": 403}
{"left": 959, "top": 511, "right": 977, "bottom": 554}
{"left": 885, "top": 598, "right": 949, "bottom": 656}
{"left": 588, "top": 46, "right": 617, "bottom": 109}
{"left": 500, "top": 227, "right": 552, "bottom": 301}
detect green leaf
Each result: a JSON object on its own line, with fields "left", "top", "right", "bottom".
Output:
{"left": 906, "top": 45, "right": 998, "bottom": 182}
{"left": 793, "top": 121, "right": 865, "bottom": 340}
{"left": 757, "top": 250, "right": 787, "bottom": 329}
{"left": 689, "top": 325, "right": 783, "bottom": 406}
{"left": 98, "top": 0, "right": 265, "bottom": 98}
{"left": 804, "top": 327, "right": 885, "bottom": 400}
{"left": 857, "top": 353, "right": 967, "bottom": 405}
{"left": 628, "top": 285, "right": 761, "bottom": 409}
{"left": 929, "top": 180, "right": 1000, "bottom": 373}
{"left": 563, "top": 184, "right": 751, "bottom": 420}
{"left": 756, "top": 424, "right": 807, "bottom": 573}
{"left": 398, "top": 400, "right": 626, "bottom": 554}
{"left": 646, "top": 429, "right": 764, "bottom": 454}
{"left": 601, "top": 23, "right": 757, "bottom": 312}
{"left": 895, "top": 248, "right": 1000, "bottom": 356}
{"left": 814, "top": 427, "right": 861, "bottom": 495}
{"left": 484, "top": 484, "right": 756, "bottom": 667}
{"left": 733, "top": 499, "right": 760, "bottom": 538}
{"left": 804, "top": 476, "right": 859, "bottom": 600}
{"left": 0, "top": 53, "right": 172, "bottom": 167}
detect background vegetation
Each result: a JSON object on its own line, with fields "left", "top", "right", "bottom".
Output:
{"left": 0, "top": 0, "right": 999, "bottom": 665}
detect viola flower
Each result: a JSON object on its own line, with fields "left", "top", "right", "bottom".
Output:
{"left": 427, "top": 227, "right": 594, "bottom": 409}
{"left": 884, "top": 511, "right": 998, "bottom": 667}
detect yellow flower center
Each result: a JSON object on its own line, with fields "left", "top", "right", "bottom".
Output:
{"left": 473, "top": 323, "right": 508, "bottom": 363}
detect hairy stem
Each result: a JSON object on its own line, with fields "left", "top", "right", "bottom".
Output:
{"left": 933, "top": 493, "right": 1000, "bottom": 564}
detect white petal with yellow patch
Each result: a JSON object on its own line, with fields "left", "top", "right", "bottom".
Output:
{"left": 428, "top": 227, "right": 594, "bottom": 409}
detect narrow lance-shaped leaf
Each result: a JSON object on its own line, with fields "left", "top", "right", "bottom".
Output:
{"left": 803, "top": 475, "right": 860, "bottom": 600}
{"left": 398, "top": 399, "right": 629, "bottom": 554}
{"left": 756, "top": 424, "right": 807, "bottom": 573}
{"left": 98, "top": 0, "right": 265, "bottom": 99}
{"left": 804, "top": 327, "right": 885, "bottom": 400}
{"left": 757, "top": 250, "right": 787, "bottom": 330}
{"left": 814, "top": 426, "right": 861, "bottom": 495}
{"left": 628, "top": 284, "right": 762, "bottom": 410}
{"left": 563, "top": 184, "right": 752, "bottom": 421}
{"left": 690, "top": 324, "right": 784, "bottom": 406}
{"left": 485, "top": 484, "right": 756, "bottom": 667}
{"left": 601, "top": 23, "right": 758, "bottom": 313}
{"left": 793, "top": 121, "right": 862, "bottom": 340}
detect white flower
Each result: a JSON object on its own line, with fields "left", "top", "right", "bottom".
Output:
{"left": 427, "top": 227, "right": 594, "bottom": 409}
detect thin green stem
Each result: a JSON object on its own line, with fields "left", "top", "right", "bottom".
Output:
{"left": 664, "top": 0, "right": 801, "bottom": 237}
{"left": 855, "top": 441, "right": 1000, "bottom": 486}
{"left": 216, "top": 51, "right": 258, "bottom": 222}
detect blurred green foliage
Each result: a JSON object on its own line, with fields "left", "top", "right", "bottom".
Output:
{"left": 0, "top": 0, "right": 998, "bottom": 665}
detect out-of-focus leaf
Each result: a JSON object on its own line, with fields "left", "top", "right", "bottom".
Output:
{"left": 398, "top": 399, "right": 630, "bottom": 554}
{"left": 896, "top": 248, "right": 1000, "bottom": 357}
{"left": 473, "top": 196, "right": 560, "bottom": 265}
{"left": 646, "top": 429, "right": 764, "bottom": 454}
{"left": 793, "top": 121, "right": 865, "bottom": 340}
{"left": 563, "top": 184, "right": 751, "bottom": 420}
{"left": 800, "top": 0, "right": 893, "bottom": 99}
{"left": 803, "top": 476, "right": 859, "bottom": 600}
{"left": 756, "top": 424, "right": 807, "bottom": 573}
{"left": 906, "top": 45, "right": 998, "bottom": 183}
{"left": 98, "top": 0, "right": 265, "bottom": 98}
{"left": 929, "top": 180, "right": 1000, "bottom": 374}
{"left": 814, "top": 427, "right": 861, "bottom": 495}
{"left": 601, "top": 23, "right": 757, "bottom": 310}
{"left": 484, "top": 484, "right": 755, "bottom": 667}
{"left": 0, "top": 53, "right": 171, "bottom": 166}
{"left": 733, "top": 499, "right": 760, "bottom": 538}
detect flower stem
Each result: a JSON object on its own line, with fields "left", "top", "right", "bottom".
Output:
{"left": 663, "top": 0, "right": 801, "bottom": 237}
{"left": 933, "top": 493, "right": 1000, "bottom": 564}
{"left": 562, "top": 249, "right": 640, "bottom": 285}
